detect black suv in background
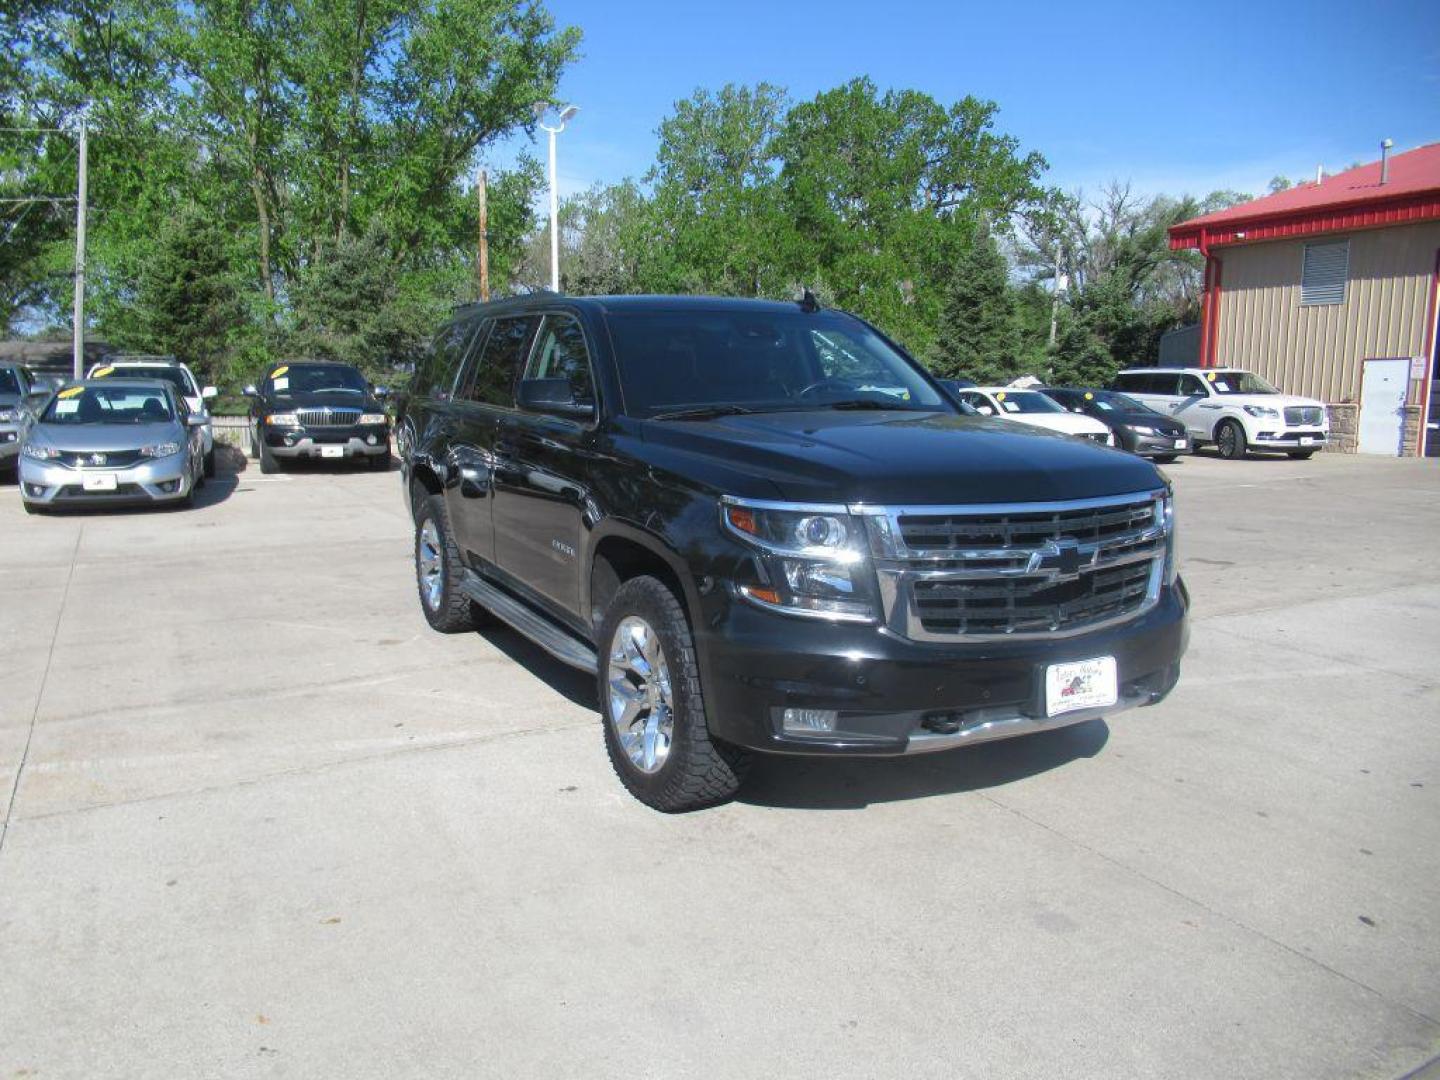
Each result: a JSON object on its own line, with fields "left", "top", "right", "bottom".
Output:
{"left": 397, "top": 296, "right": 1188, "bottom": 811}
{"left": 1039, "top": 387, "right": 1190, "bottom": 462}
{"left": 244, "top": 361, "right": 391, "bottom": 473}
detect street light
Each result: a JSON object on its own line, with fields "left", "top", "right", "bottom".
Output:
{"left": 534, "top": 102, "right": 579, "bottom": 292}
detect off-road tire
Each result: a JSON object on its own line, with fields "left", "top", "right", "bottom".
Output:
{"left": 258, "top": 437, "right": 280, "bottom": 474}
{"left": 370, "top": 448, "right": 393, "bottom": 472}
{"left": 204, "top": 447, "right": 216, "bottom": 478}
{"left": 597, "top": 575, "right": 750, "bottom": 812}
{"left": 1287, "top": 450, "right": 1316, "bottom": 460}
{"left": 414, "top": 494, "right": 483, "bottom": 633}
{"left": 1216, "top": 419, "right": 1247, "bottom": 460}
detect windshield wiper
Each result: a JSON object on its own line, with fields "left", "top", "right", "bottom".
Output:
{"left": 820, "top": 398, "right": 908, "bottom": 411}
{"left": 650, "top": 405, "right": 759, "bottom": 421}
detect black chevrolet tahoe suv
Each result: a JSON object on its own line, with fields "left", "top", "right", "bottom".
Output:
{"left": 397, "top": 295, "right": 1188, "bottom": 812}
{"left": 243, "top": 361, "right": 392, "bottom": 473}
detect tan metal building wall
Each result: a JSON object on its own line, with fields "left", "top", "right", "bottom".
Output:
{"left": 1214, "top": 221, "right": 1440, "bottom": 405}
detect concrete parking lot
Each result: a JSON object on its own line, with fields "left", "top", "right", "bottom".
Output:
{"left": 1, "top": 451, "right": 1437, "bottom": 1079}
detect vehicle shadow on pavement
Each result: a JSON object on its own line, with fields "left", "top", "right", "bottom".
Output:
{"left": 738, "top": 720, "right": 1110, "bottom": 809}
{"left": 475, "top": 622, "right": 598, "bottom": 710}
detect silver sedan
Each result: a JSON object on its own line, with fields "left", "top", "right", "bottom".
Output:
{"left": 19, "top": 379, "right": 207, "bottom": 513}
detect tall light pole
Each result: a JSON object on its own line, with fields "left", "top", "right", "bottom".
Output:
{"left": 73, "top": 114, "right": 89, "bottom": 380}
{"left": 534, "top": 102, "right": 578, "bottom": 293}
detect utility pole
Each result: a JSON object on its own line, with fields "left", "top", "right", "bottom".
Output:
{"left": 476, "top": 168, "right": 490, "bottom": 302}
{"left": 72, "top": 116, "right": 88, "bottom": 380}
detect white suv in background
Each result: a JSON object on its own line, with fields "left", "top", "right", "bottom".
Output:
{"left": 1111, "top": 367, "right": 1328, "bottom": 460}
{"left": 87, "top": 358, "right": 220, "bottom": 475}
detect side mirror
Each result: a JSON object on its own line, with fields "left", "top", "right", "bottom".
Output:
{"left": 201, "top": 386, "right": 218, "bottom": 400}
{"left": 242, "top": 385, "right": 258, "bottom": 398}
{"left": 373, "top": 385, "right": 391, "bottom": 399}
{"left": 517, "top": 377, "right": 595, "bottom": 420}
{"left": 187, "top": 414, "right": 208, "bottom": 427}
{"left": 977, "top": 405, "right": 995, "bottom": 416}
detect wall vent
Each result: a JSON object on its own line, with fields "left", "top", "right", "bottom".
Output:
{"left": 1300, "top": 240, "right": 1348, "bottom": 306}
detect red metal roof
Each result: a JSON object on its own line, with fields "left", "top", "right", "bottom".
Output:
{"left": 1169, "top": 142, "right": 1440, "bottom": 250}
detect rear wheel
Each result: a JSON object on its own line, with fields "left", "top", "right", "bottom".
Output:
{"left": 414, "top": 495, "right": 483, "bottom": 633}
{"left": 598, "top": 576, "right": 750, "bottom": 812}
{"left": 1216, "top": 419, "right": 1247, "bottom": 460}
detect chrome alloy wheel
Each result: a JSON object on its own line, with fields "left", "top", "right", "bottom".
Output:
{"left": 417, "top": 518, "right": 444, "bottom": 611}
{"left": 606, "top": 616, "right": 674, "bottom": 774}
{"left": 1218, "top": 422, "right": 1240, "bottom": 457}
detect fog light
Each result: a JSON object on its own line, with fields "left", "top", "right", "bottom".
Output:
{"left": 159, "top": 480, "right": 179, "bottom": 493}
{"left": 366, "top": 434, "right": 378, "bottom": 445}
{"left": 25, "top": 483, "right": 45, "bottom": 497}
{"left": 782, "top": 708, "right": 838, "bottom": 733}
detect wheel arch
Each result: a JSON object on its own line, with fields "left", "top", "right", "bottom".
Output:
{"left": 588, "top": 523, "right": 698, "bottom": 635}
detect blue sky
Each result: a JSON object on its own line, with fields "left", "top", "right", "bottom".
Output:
{"left": 489, "top": 0, "right": 1440, "bottom": 202}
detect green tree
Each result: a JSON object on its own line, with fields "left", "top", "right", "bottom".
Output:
{"left": 931, "top": 229, "right": 1023, "bottom": 383}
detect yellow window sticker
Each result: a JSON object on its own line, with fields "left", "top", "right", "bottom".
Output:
{"left": 58, "top": 386, "right": 84, "bottom": 399}
{"left": 92, "top": 365, "right": 114, "bottom": 378}
{"left": 1084, "top": 391, "right": 1094, "bottom": 400}
{"left": 995, "top": 391, "right": 1007, "bottom": 401}
{"left": 271, "top": 365, "right": 290, "bottom": 380}
{"left": 1206, "top": 371, "right": 1216, "bottom": 380}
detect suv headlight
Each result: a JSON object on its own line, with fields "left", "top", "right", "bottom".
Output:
{"left": 0, "top": 407, "right": 17, "bottom": 423}
{"left": 22, "top": 444, "right": 60, "bottom": 460}
{"left": 721, "top": 498, "right": 877, "bottom": 621}
{"left": 358, "top": 413, "right": 388, "bottom": 425}
{"left": 141, "top": 442, "right": 181, "bottom": 458}
{"left": 1242, "top": 405, "right": 1279, "bottom": 419}
{"left": 1160, "top": 491, "right": 1178, "bottom": 586}
{"left": 267, "top": 412, "right": 300, "bottom": 427}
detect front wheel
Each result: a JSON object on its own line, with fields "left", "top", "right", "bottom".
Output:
{"left": 204, "top": 447, "right": 216, "bottom": 478}
{"left": 598, "top": 576, "right": 750, "bottom": 812}
{"left": 258, "top": 438, "right": 280, "bottom": 474}
{"left": 1215, "top": 419, "right": 1247, "bottom": 460}
{"left": 1287, "top": 450, "right": 1316, "bottom": 460}
{"left": 1151, "top": 454, "right": 1179, "bottom": 464}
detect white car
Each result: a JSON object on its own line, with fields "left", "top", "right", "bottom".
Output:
{"left": 956, "top": 387, "right": 1115, "bottom": 446}
{"left": 87, "top": 359, "right": 219, "bottom": 475}
{"left": 1111, "top": 367, "right": 1328, "bottom": 460}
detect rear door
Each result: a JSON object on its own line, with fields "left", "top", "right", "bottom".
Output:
{"left": 1173, "top": 373, "right": 1219, "bottom": 437}
{"left": 445, "top": 314, "right": 538, "bottom": 567}
{"left": 491, "top": 312, "right": 600, "bottom": 623}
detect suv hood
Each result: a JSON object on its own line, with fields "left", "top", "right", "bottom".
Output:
{"left": 269, "top": 389, "right": 382, "bottom": 411}
{"left": 1218, "top": 393, "right": 1324, "bottom": 410}
{"left": 639, "top": 409, "right": 1162, "bottom": 505}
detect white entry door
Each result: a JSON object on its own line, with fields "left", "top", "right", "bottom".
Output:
{"left": 1358, "top": 358, "right": 1409, "bottom": 455}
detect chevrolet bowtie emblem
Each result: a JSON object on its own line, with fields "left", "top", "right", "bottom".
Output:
{"left": 1028, "top": 539, "right": 1086, "bottom": 581}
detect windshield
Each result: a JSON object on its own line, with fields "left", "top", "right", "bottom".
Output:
{"left": 43, "top": 385, "right": 175, "bottom": 425}
{"left": 603, "top": 310, "right": 949, "bottom": 417}
{"left": 990, "top": 391, "right": 1063, "bottom": 415}
{"left": 1208, "top": 370, "right": 1279, "bottom": 395}
{"left": 271, "top": 363, "right": 368, "bottom": 395}
{"left": 95, "top": 365, "right": 196, "bottom": 396}
{"left": 0, "top": 368, "right": 19, "bottom": 395}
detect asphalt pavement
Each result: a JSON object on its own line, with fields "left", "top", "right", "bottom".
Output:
{"left": 1, "top": 450, "right": 1437, "bottom": 1079}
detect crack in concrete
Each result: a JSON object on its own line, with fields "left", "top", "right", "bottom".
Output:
{"left": 0, "top": 525, "right": 83, "bottom": 862}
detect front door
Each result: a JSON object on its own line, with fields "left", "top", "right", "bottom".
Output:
{"left": 1358, "top": 358, "right": 1409, "bottom": 456}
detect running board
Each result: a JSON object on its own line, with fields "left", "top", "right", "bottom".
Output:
{"left": 461, "top": 571, "right": 598, "bottom": 675}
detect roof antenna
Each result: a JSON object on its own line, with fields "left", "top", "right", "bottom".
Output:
{"left": 1380, "top": 138, "right": 1394, "bottom": 185}
{"left": 798, "top": 288, "right": 820, "bottom": 313}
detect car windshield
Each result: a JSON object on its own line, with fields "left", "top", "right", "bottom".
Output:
{"left": 0, "top": 368, "right": 19, "bottom": 395}
{"left": 95, "top": 365, "right": 196, "bottom": 396}
{"left": 272, "top": 363, "right": 368, "bottom": 394}
{"left": 43, "top": 385, "right": 174, "bottom": 424}
{"left": 603, "top": 309, "right": 949, "bottom": 417}
{"left": 1208, "top": 371, "right": 1279, "bottom": 395}
{"left": 991, "top": 391, "right": 1064, "bottom": 415}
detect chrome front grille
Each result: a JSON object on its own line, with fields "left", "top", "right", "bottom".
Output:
{"left": 296, "top": 407, "right": 361, "bottom": 428}
{"left": 1284, "top": 406, "right": 1323, "bottom": 426}
{"left": 860, "top": 491, "right": 1170, "bottom": 641}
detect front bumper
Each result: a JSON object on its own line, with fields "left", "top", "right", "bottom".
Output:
{"left": 1126, "top": 430, "right": 1190, "bottom": 457}
{"left": 263, "top": 426, "right": 389, "bottom": 459}
{"left": 696, "top": 578, "right": 1189, "bottom": 756}
{"left": 20, "top": 453, "right": 194, "bottom": 506}
{"left": 1251, "top": 428, "right": 1327, "bottom": 450}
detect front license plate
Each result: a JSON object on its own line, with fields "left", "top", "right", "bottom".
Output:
{"left": 82, "top": 473, "right": 118, "bottom": 492}
{"left": 1299, "top": 436, "right": 1314, "bottom": 446}
{"left": 1045, "top": 656, "right": 1118, "bottom": 718}
{"left": 320, "top": 445, "right": 344, "bottom": 459}
{"left": 1174, "top": 438, "right": 1187, "bottom": 449}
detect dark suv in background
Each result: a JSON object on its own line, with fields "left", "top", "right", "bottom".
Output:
{"left": 244, "top": 361, "right": 392, "bottom": 473}
{"left": 397, "top": 296, "right": 1188, "bottom": 811}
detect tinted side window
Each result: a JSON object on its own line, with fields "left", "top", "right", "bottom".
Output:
{"left": 1177, "top": 374, "right": 1207, "bottom": 396}
{"left": 460, "top": 315, "right": 538, "bottom": 407}
{"left": 523, "top": 315, "right": 595, "bottom": 404}
{"left": 421, "top": 318, "right": 482, "bottom": 400}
